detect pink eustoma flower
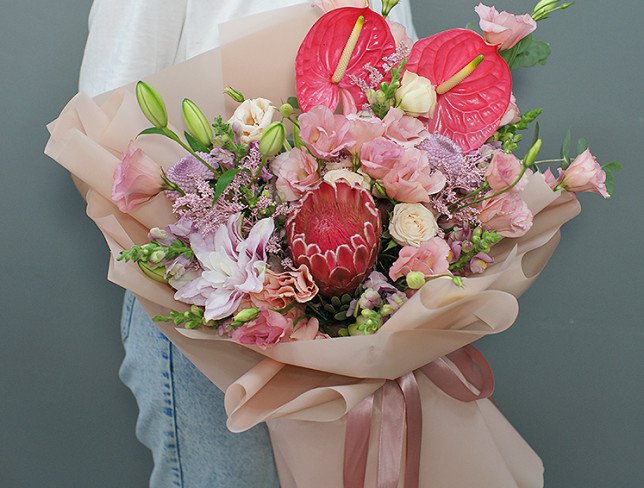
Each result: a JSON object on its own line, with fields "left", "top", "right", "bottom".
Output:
{"left": 231, "top": 308, "right": 292, "bottom": 349}
{"left": 389, "top": 237, "right": 451, "bottom": 281}
{"left": 298, "top": 105, "right": 355, "bottom": 159}
{"left": 360, "top": 137, "right": 405, "bottom": 179}
{"left": 559, "top": 149, "right": 610, "bottom": 198}
{"left": 500, "top": 93, "right": 521, "bottom": 126}
{"left": 112, "top": 143, "right": 162, "bottom": 213}
{"left": 475, "top": 3, "right": 537, "bottom": 51}
{"left": 346, "top": 114, "right": 385, "bottom": 154}
{"left": 382, "top": 108, "right": 429, "bottom": 148}
{"left": 381, "top": 148, "right": 446, "bottom": 203}
{"left": 484, "top": 151, "right": 527, "bottom": 193}
{"left": 270, "top": 147, "right": 321, "bottom": 201}
{"left": 478, "top": 192, "right": 533, "bottom": 238}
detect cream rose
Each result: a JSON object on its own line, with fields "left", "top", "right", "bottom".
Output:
{"left": 323, "top": 169, "right": 370, "bottom": 189}
{"left": 389, "top": 203, "right": 438, "bottom": 247}
{"left": 227, "top": 98, "right": 277, "bottom": 144}
{"left": 394, "top": 71, "right": 437, "bottom": 118}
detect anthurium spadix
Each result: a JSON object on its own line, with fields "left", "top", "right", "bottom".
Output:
{"left": 406, "top": 29, "right": 513, "bottom": 153}
{"left": 295, "top": 7, "right": 396, "bottom": 113}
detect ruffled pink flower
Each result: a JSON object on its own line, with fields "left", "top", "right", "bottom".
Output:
{"left": 251, "top": 265, "right": 319, "bottom": 309}
{"left": 500, "top": 93, "right": 521, "bottom": 126}
{"left": 381, "top": 148, "right": 446, "bottom": 203}
{"left": 270, "top": 147, "right": 321, "bottom": 201}
{"left": 382, "top": 108, "right": 429, "bottom": 148}
{"left": 478, "top": 192, "right": 533, "bottom": 238}
{"left": 360, "top": 137, "right": 405, "bottom": 179}
{"left": 231, "top": 308, "right": 292, "bottom": 349}
{"left": 112, "top": 143, "right": 162, "bottom": 213}
{"left": 298, "top": 105, "right": 355, "bottom": 159}
{"left": 387, "top": 20, "right": 413, "bottom": 49}
{"left": 313, "top": 0, "right": 369, "bottom": 13}
{"left": 559, "top": 149, "right": 609, "bottom": 198}
{"left": 389, "top": 237, "right": 451, "bottom": 281}
{"left": 346, "top": 115, "right": 385, "bottom": 154}
{"left": 468, "top": 252, "right": 493, "bottom": 274}
{"left": 484, "top": 151, "right": 527, "bottom": 192}
{"left": 475, "top": 3, "right": 537, "bottom": 51}
{"left": 289, "top": 317, "right": 328, "bottom": 341}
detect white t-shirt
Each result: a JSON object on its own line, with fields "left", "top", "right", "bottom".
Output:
{"left": 79, "top": 0, "right": 417, "bottom": 97}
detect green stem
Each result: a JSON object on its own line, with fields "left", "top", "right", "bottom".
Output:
{"left": 449, "top": 183, "right": 489, "bottom": 210}
{"left": 533, "top": 158, "right": 565, "bottom": 165}
{"left": 162, "top": 128, "right": 218, "bottom": 175}
{"left": 255, "top": 155, "right": 268, "bottom": 181}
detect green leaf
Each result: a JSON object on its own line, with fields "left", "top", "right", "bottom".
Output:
{"left": 465, "top": 21, "right": 478, "bottom": 32}
{"left": 286, "top": 96, "right": 300, "bottom": 110}
{"left": 576, "top": 137, "right": 588, "bottom": 154}
{"left": 212, "top": 168, "right": 241, "bottom": 205}
{"left": 561, "top": 129, "right": 572, "bottom": 168}
{"left": 138, "top": 127, "right": 166, "bottom": 137}
{"left": 504, "top": 35, "right": 552, "bottom": 69}
{"left": 604, "top": 171, "right": 616, "bottom": 197}
{"left": 602, "top": 161, "right": 622, "bottom": 173}
{"left": 184, "top": 131, "right": 211, "bottom": 153}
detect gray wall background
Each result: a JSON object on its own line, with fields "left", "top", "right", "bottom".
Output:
{"left": 1, "top": 0, "right": 642, "bottom": 486}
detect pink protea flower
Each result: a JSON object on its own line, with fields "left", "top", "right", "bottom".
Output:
{"left": 559, "top": 149, "right": 610, "bottom": 198}
{"left": 269, "top": 147, "right": 321, "bottom": 201}
{"left": 389, "top": 237, "right": 451, "bottom": 281}
{"left": 112, "top": 143, "right": 162, "bottom": 212}
{"left": 475, "top": 3, "right": 537, "bottom": 51}
{"left": 250, "top": 265, "right": 319, "bottom": 310}
{"left": 231, "top": 308, "right": 292, "bottom": 349}
{"left": 484, "top": 151, "right": 527, "bottom": 193}
{"left": 478, "top": 192, "right": 533, "bottom": 238}
{"left": 286, "top": 181, "right": 381, "bottom": 297}
{"left": 298, "top": 105, "right": 355, "bottom": 159}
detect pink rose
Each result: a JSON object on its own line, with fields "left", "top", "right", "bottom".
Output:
{"left": 360, "top": 137, "right": 405, "bottom": 179}
{"left": 381, "top": 148, "right": 446, "bottom": 203}
{"left": 559, "top": 149, "right": 609, "bottom": 198}
{"left": 313, "top": 0, "right": 369, "bottom": 13}
{"left": 269, "top": 147, "right": 321, "bottom": 201}
{"left": 298, "top": 105, "right": 355, "bottom": 159}
{"left": 484, "top": 151, "right": 527, "bottom": 192}
{"left": 112, "top": 143, "right": 162, "bottom": 213}
{"left": 289, "top": 317, "right": 328, "bottom": 341}
{"left": 475, "top": 3, "right": 537, "bottom": 51}
{"left": 389, "top": 237, "right": 451, "bottom": 281}
{"left": 382, "top": 108, "right": 429, "bottom": 148}
{"left": 251, "top": 265, "right": 319, "bottom": 309}
{"left": 478, "top": 192, "right": 533, "bottom": 238}
{"left": 346, "top": 115, "right": 385, "bottom": 154}
{"left": 231, "top": 308, "right": 292, "bottom": 349}
{"left": 500, "top": 93, "right": 521, "bottom": 126}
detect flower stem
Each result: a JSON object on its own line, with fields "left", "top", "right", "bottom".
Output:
{"left": 161, "top": 127, "right": 218, "bottom": 175}
{"left": 449, "top": 183, "right": 489, "bottom": 210}
{"left": 255, "top": 155, "right": 268, "bottom": 181}
{"left": 453, "top": 166, "right": 528, "bottom": 212}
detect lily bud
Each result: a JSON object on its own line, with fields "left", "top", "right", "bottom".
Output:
{"left": 138, "top": 261, "right": 167, "bottom": 283}
{"left": 381, "top": 0, "right": 400, "bottom": 17}
{"left": 279, "top": 103, "right": 294, "bottom": 118}
{"left": 523, "top": 139, "right": 542, "bottom": 167}
{"left": 258, "top": 121, "right": 286, "bottom": 157}
{"left": 233, "top": 308, "right": 260, "bottom": 323}
{"left": 406, "top": 271, "right": 426, "bottom": 290}
{"left": 136, "top": 81, "right": 168, "bottom": 129}
{"left": 395, "top": 71, "right": 437, "bottom": 118}
{"left": 223, "top": 86, "right": 245, "bottom": 103}
{"left": 182, "top": 99, "right": 214, "bottom": 148}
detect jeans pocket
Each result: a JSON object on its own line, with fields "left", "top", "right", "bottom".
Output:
{"left": 120, "top": 291, "right": 136, "bottom": 343}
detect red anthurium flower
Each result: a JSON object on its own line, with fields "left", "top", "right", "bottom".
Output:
{"left": 286, "top": 181, "right": 381, "bottom": 297}
{"left": 406, "top": 29, "right": 512, "bottom": 153}
{"left": 296, "top": 7, "right": 396, "bottom": 113}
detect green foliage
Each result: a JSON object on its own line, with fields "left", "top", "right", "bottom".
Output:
{"left": 138, "top": 127, "right": 166, "bottom": 137}
{"left": 212, "top": 116, "right": 248, "bottom": 160}
{"left": 369, "top": 59, "right": 407, "bottom": 119}
{"left": 184, "top": 131, "right": 211, "bottom": 153}
{"left": 532, "top": 0, "right": 574, "bottom": 22}
{"left": 501, "top": 35, "right": 552, "bottom": 70}
{"left": 286, "top": 96, "right": 300, "bottom": 110}
{"left": 154, "top": 306, "right": 216, "bottom": 329}
{"left": 117, "top": 239, "right": 194, "bottom": 264}
{"left": 492, "top": 108, "right": 543, "bottom": 152}
{"left": 602, "top": 162, "right": 622, "bottom": 196}
{"left": 212, "top": 168, "right": 243, "bottom": 205}
{"left": 449, "top": 229, "right": 503, "bottom": 274}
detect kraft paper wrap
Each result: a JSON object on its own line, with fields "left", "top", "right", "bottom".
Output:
{"left": 45, "top": 5, "right": 581, "bottom": 487}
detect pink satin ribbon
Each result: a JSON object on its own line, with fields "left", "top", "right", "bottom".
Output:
{"left": 343, "top": 345, "right": 495, "bottom": 488}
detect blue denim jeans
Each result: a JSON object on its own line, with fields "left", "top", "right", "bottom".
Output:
{"left": 119, "top": 292, "right": 280, "bottom": 487}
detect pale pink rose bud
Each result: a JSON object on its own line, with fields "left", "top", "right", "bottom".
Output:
{"left": 485, "top": 151, "right": 527, "bottom": 192}
{"left": 112, "top": 143, "right": 162, "bottom": 213}
{"left": 475, "top": 3, "right": 537, "bottom": 51}
{"left": 500, "top": 93, "right": 521, "bottom": 126}
{"left": 559, "top": 149, "right": 610, "bottom": 198}
{"left": 478, "top": 192, "right": 533, "bottom": 238}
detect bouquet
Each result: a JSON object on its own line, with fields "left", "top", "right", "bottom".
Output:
{"left": 46, "top": 1, "right": 620, "bottom": 486}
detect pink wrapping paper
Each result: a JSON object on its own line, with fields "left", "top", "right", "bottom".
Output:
{"left": 45, "top": 5, "right": 582, "bottom": 486}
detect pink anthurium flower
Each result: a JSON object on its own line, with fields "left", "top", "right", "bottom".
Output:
{"left": 296, "top": 7, "right": 396, "bottom": 113}
{"left": 406, "top": 29, "right": 512, "bottom": 153}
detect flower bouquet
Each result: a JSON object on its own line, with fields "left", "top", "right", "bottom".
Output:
{"left": 46, "top": 1, "right": 619, "bottom": 486}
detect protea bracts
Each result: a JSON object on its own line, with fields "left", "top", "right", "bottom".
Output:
{"left": 286, "top": 181, "right": 382, "bottom": 297}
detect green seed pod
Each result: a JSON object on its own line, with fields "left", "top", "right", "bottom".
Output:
{"left": 405, "top": 271, "right": 426, "bottom": 290}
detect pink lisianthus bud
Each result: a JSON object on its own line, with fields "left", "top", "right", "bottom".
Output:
{"left": 380, "top": 148, "right": 446, "bottom": 203}
{"left": 231, "top": 308, "right": 292, "bottom": 349}
{"left": 313, "top": 0, "right": 369, "bottom": 13}
{"left": 389, "top": 237, "right": 451, "bottom": 281}
{"left": 381, "top": 108, "right": 429, "bottom": 148}
{"left": 475, "top": 3, "right": 537, "bottom": 51}
{"left": 559, "top": 149, "right": 610, "bottom": 198}
{"left": 298, "top": 105, "right": 355, "bottom": 159}
{"left": 484, "top": 151, "right": 527, "bottom": 192}
{"left": 250, "top": 265, "right": 319, "bottom": 310}
{"left": 478, "top": 192, "right": 533, "bottom": 238}
{"left": 500, "top": 93, "right": 521, "bottom": 126}
{"left": 269, "top": 147, "right": 321, "bottom": 201}
{"left": 112, "top": 143, "right": 163, "bottom": 213}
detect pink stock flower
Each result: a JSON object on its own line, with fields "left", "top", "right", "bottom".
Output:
{"left": 313, "top": 0, "right": 369, "bottom": 13}
{"left": 270, "top": 147, "right": 321, "bottom": 201}
{"left": 389, "top": 237, "right": 451, "bottom": 281}
{"left": 298, "top": 105, "right": 355, "bottom": 159}
{"left": 381, "top": 148, "right": 446, "bottom": 203}
{"left": 559, "top": 149, "right": 610, "bottom": 198}
{"left": 478, "top": 192, "right": 533, "bottom": 238}
{"left": 346, "top": 115, "right": 385, "bottom": 154}
{"left": 484, "top": 151, "right": 527, "bottom": 192}
{"left": 251, "top": 265, "right": 319, "bottom": 309}
{"left": 475, "top": 3, "right": 537, "bottom": 51}
{"left": 500, "top": 93, "right": 521, "bottom": 126}
{"left": 382, "top": 108, "right": 429, "bottom": 148}
{"left": 112, "top": 143, "right": 162, "bottom": 213}
{"left": 360, "top": 137, "right": 405, "bottom": 179}
{"left": 231, "top": 308, "right": 292, "bottom": 349}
